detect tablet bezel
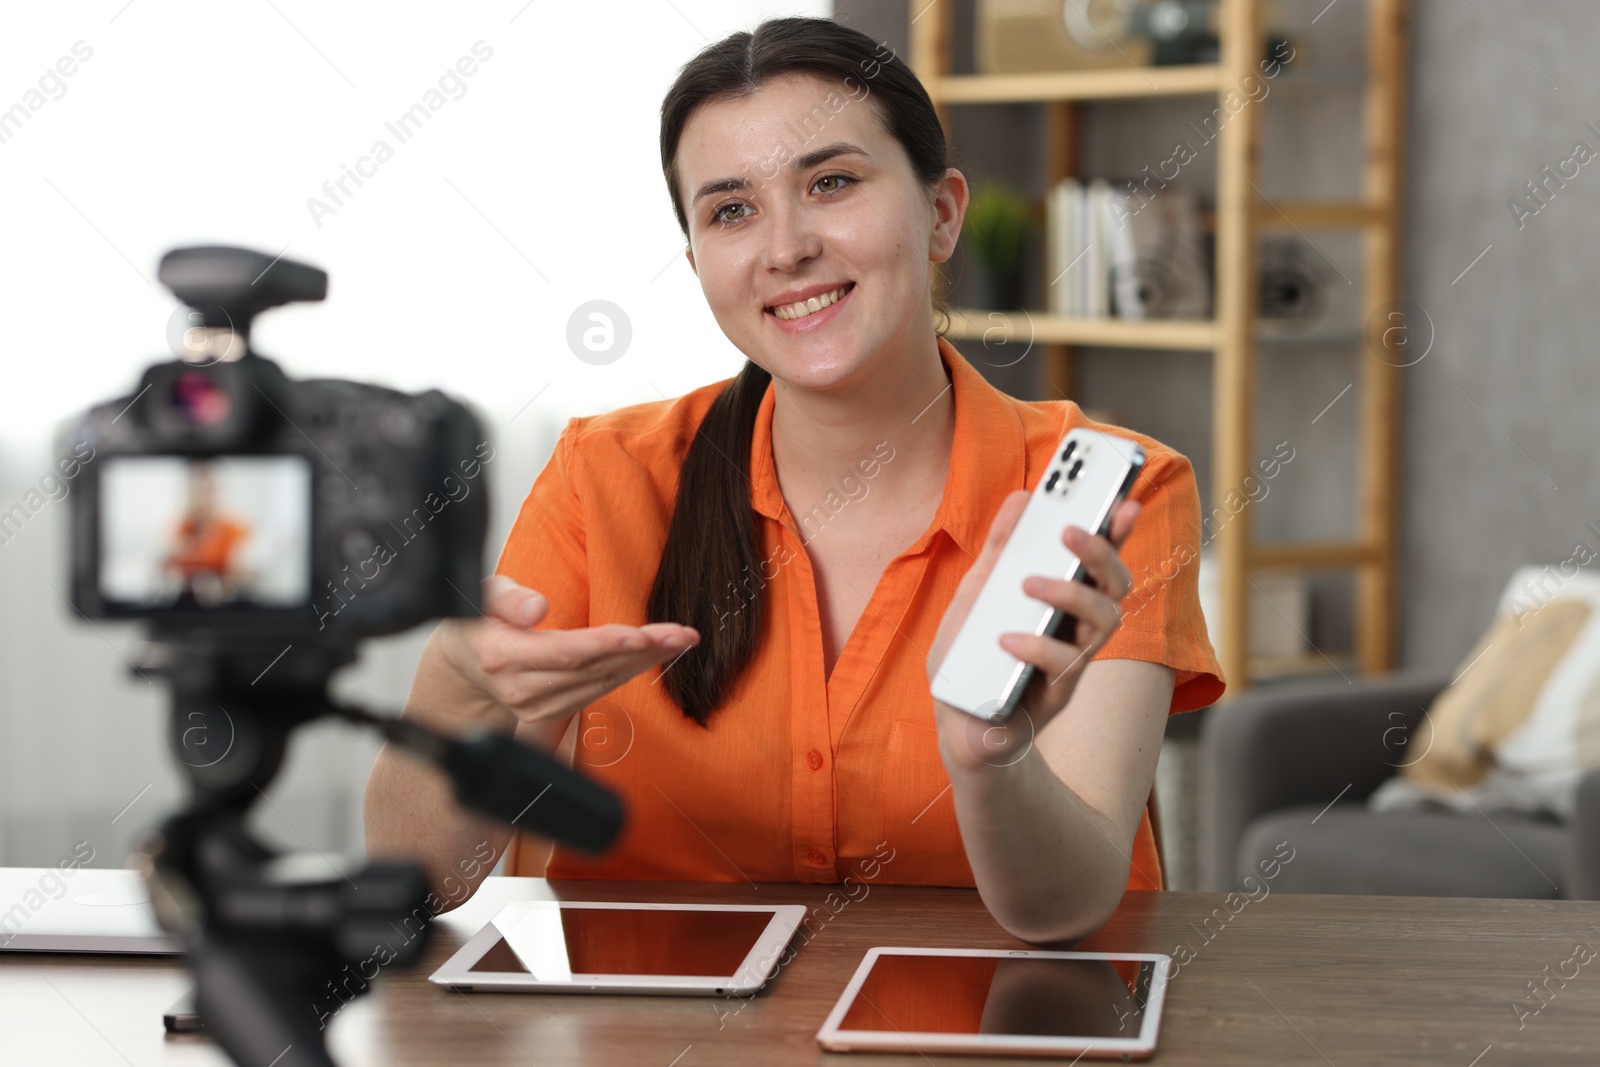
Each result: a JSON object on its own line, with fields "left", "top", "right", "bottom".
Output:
{"left": 429, "top": 900, "right": 807, "bottom": 996}
{"left": 815, "top": 946, "right": 1171, "bottom": 1059}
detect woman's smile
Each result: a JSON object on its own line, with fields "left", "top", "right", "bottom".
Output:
{"left": 765, "top": 280, "right": 856, "bottom": 334}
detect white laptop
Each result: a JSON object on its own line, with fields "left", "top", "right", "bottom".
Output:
{"left": 0, "top": 867, "right": 180, "bottom": 953}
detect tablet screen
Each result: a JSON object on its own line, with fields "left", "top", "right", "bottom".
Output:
{"left": 838, "top": 953, "right": 1156, "bottom": 1038}
{"left": 466, "top": 905, "right": 776, "bottom": 978}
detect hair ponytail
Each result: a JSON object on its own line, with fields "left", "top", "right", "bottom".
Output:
{"left": 645, "top": 360, "right": 771, "bottom": 725}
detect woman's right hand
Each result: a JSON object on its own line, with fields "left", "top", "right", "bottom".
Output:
{"left": 435, "top": 574, "right": 699, "bottom": 732}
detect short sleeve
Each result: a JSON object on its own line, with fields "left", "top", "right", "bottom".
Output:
{"left": 1095, "top": 451, "right": 1226, "bottom": 714}
{"left": 493, "top": 417, "right": 590, "bottom": 633}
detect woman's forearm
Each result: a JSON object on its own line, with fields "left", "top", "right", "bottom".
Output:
{"left": 940, "top": 740, "right": 1133, "bottom": 945}
{"left": 365, "top": 741, "right": 510, "bottom": 912}
{"left": 364, "top": 625, "right": 548, "bottom": 910}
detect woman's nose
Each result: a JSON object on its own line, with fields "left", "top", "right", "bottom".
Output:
{"left": 763, "top": 200, "right": 822, "bottom": 272}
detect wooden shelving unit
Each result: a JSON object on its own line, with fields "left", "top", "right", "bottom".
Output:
{"left": 944, "top": 309, "right": 1218, "bottom": 350}
{"left": 928, "top": 63, "right": 1224, "bottom": 102}
{"left": 912, "top": 0, "right": 1407, "bottom": 694}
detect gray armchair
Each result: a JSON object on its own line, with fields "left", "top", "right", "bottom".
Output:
{"left": 1200, "top": 670, "right": 1600, "bottom": 899}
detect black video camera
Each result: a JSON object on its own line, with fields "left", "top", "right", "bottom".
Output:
{"left": 67, "top": 244, "right": 487, "bottom": 639}
{"left": 60, "top": 246, "right": 623, "bottom": 1067}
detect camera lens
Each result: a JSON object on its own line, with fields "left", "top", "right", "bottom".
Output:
{"left": 171, "top": 371, "right": 233, "bottom": 426}
{"left": 1045, "top": 470, "right": 1060, "bottom": 493}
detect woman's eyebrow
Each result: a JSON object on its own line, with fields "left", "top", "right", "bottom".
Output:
{"left": 691, "top": 141, "right": 871, "bottom": 205}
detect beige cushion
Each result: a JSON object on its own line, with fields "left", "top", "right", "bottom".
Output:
{"left": 1370, "top": 567, "right": 1600, "bottom": 820}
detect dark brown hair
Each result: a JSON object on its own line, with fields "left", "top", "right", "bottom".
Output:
{"left": 649, "top": 16, "right": 952, "bottom": 725}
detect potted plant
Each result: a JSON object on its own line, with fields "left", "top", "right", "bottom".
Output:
{"left": 961, "top": 184, "right": 1034, "bottom": 310}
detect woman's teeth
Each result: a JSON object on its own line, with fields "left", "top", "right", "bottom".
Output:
{"left": 771, "top": 285, "right": 850, "bottom": 320}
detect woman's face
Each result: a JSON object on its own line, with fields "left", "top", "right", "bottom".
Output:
{"left": 676, "top": 73, "right": 965, "bottom": 393}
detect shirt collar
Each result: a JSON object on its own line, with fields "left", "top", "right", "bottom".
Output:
{"left": 748, "top": 335, "right": 1029, "bottom": 560}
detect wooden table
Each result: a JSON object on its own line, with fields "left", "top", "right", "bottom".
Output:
{"left": 5, "top": 876, "right": 1600, "bottom": 1065}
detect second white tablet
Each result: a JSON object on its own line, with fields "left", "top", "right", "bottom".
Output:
{"left": 816, "top": 947, "right": 1170, "bottom": 1059}
{"left": 429, "top": 900, "right": 806, "bottom": 996}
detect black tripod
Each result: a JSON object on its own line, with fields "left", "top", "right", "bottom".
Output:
{"left": 133, "top": 635, "right": 621, "bottom": 1067}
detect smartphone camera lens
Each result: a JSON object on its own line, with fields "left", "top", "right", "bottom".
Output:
{"left": 1044, "top": 470, "right": 1061, "bottom": 493}
{"left": 1061, "top": 440, "right": 1077, "bottom": 462}
{"left": 1068, "top": 458, "right": 1084, "bottom": 480}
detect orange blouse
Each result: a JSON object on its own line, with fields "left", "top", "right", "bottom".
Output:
{"left": 495, "top": 336, "right": 1224, "bottom": 892}
{"left": 167, "top": 516, "right": 247, "bottom": 577}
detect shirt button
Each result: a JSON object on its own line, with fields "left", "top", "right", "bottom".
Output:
{"left": 807, "top": 848, "right": 828, "bottom": 866}
{"left": 807, "top": 749, "right": 824, "bottom": 771}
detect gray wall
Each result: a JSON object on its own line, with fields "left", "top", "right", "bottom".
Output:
{"left": 837, "top": 0, "right": 1599, "bottom": 675}
{"left": 1401, "top": 0, "right": 1597, "bottom": 669}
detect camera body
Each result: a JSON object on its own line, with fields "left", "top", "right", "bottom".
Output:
{"left": 66, "top": 246, "right": 488, "bottom": 641}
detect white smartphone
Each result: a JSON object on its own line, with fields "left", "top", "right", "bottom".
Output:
{"left": 931, "top": 428, "right": 1145, "bottom": 724}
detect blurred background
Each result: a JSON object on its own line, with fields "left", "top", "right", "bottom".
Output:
{"left": 1, "top": 0, "right": 1594, "bottom": 896}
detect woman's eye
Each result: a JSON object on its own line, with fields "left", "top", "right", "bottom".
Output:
{"left": 710, "top": 176, "right": 854, "bottom": 225}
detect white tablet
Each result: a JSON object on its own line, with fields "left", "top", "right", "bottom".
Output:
{"left": 816, "top": 947, "right": 1170, "bottom": 1060}
{"left": 0, "top": 868, "right": 179, "bottom": 954}
{"left": 429, "top": 900, "right": 807, "bottom": 995}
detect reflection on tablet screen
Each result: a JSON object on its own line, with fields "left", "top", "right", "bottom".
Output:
{"left": 839, "top": 955, "right": 1154, "bottom": 1037}
{"left": 467, "top": 906, "right": 775, "bottom": 978}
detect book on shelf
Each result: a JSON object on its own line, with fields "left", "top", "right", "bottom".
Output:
{"left": 1044, "top": 177, "right": 1211, "bottom": 322}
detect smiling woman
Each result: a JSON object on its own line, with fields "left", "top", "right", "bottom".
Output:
{"left": 365, "top": 16, "right": 1222, "bottom": 948}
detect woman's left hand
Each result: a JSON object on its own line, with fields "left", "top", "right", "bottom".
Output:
{"left": 926, "top": 489, "right": 1142, "bottom": 774}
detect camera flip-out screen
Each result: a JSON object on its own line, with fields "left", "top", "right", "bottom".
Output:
{"left": 99, "top": 455, "right": 312, "bottom": 609}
